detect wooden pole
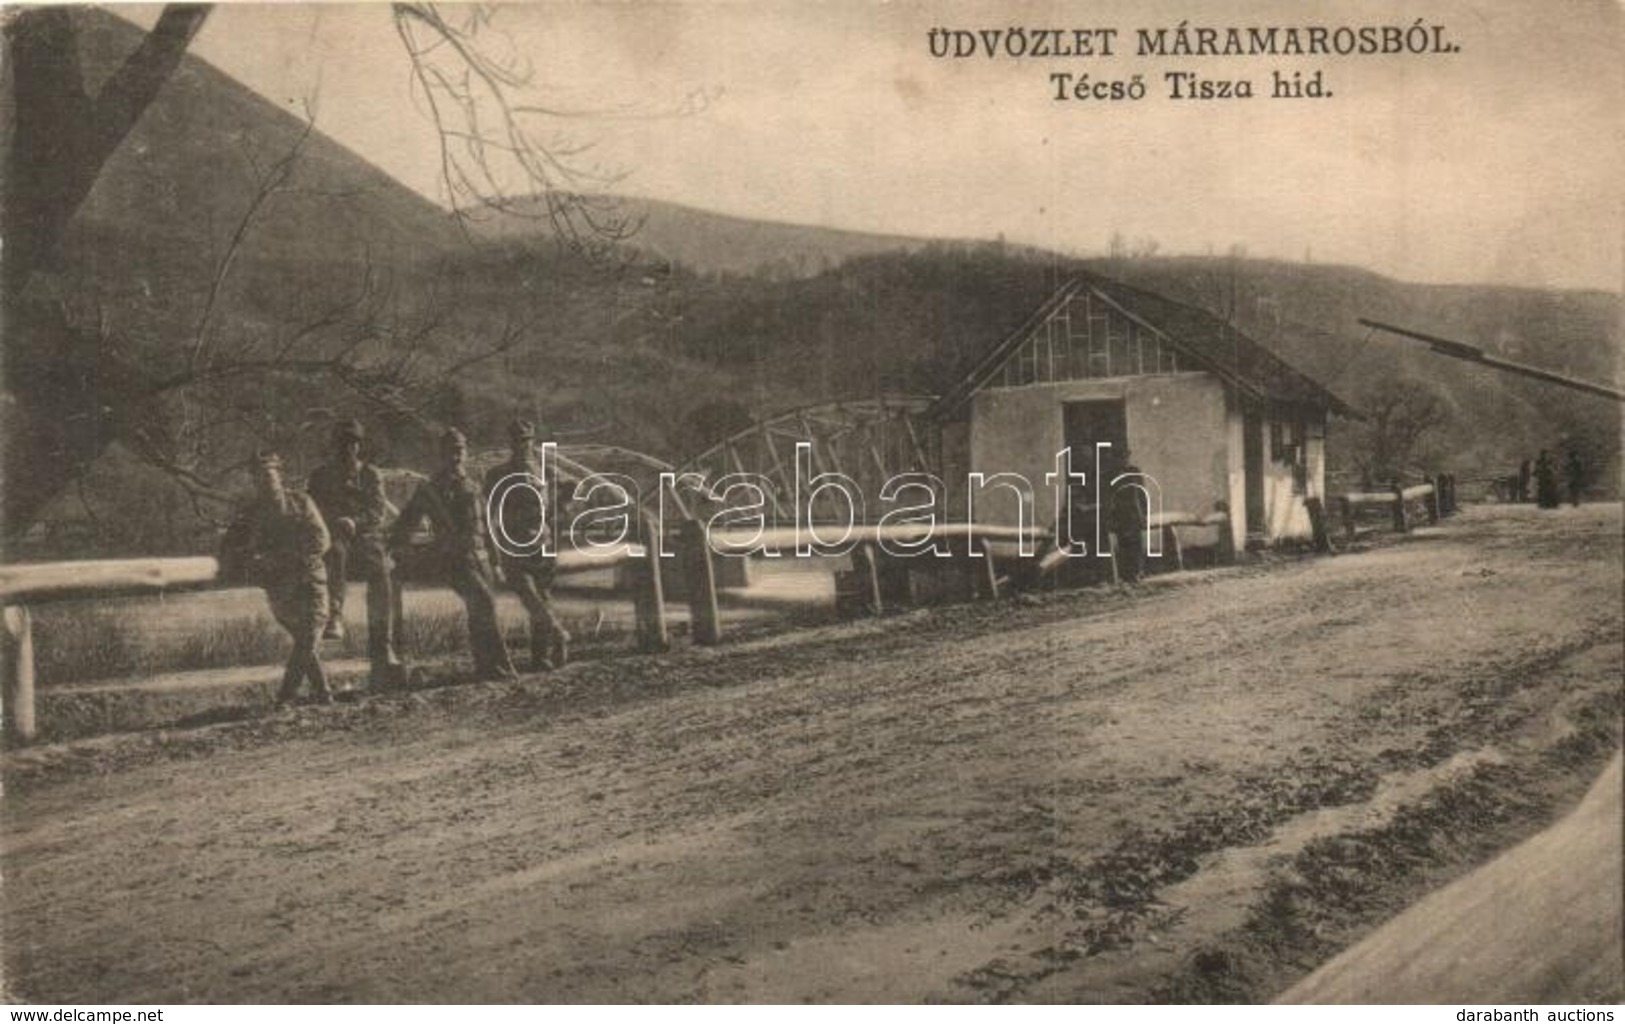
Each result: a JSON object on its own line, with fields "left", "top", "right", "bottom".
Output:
{"left": 1424, "top": 477, "right": 1441, "bottom": 524}
{"left": 976, "top": 538, "right": 1000, "bottom": 599}
{"left": 1391, "top": 484, "right": 1410, "bottom": 533}
{"left": 1164, "top": 525, "right": 1186, "bottom": 571}
{"left": 679, "top": 519, "right": 722, "bottom": 645}
{"left": 3, "top": 605, "right": 37, "bottom": 746}
{"left": 1216, "top": 512, "right": 1238, "bottom": 565}
{"left": 634, "top": 517, "right": 670, "bottom": 653}
{"left": 1306, "top": 496, "right": 1333, "bottom": 554}
{"left": 853, "top": 543, "right": 884, "bottom": 615}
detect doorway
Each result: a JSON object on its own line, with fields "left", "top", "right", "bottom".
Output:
{"left": 1243, "top": 408, "right": 1265, "bottom": 536}
{"left": 1062, "top": 399, "right": 1128, "bottom": 545}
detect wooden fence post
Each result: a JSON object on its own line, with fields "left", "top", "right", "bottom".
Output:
{"left": 976, "top": 538, "right": 1001, "bottom": 598}
{"left": 678, "top": 519, "right": 722, "bottom": 645}
{"left": 1164, "top": 525, "right": 1186, "bottom": 571}
{"left": 1391, "top": 484, "right": 1410, "bottom": 533}
{"left": 1424, "top": 476, "right": 1441, "bottom": 524}
{"left": 1306, "top": 496, "right": 1333, "bottom": 553}
{"left": 2, "top": 605, "right": 37, "bottom": 746}
{"left": 1339, "top": 496, "right": 1355, "bottom": 542}
{"left": 634, "top": 517, "right": 670, "bottom": 653}
{"left": 853, "top": 543, "right": 884, "bottom": 615}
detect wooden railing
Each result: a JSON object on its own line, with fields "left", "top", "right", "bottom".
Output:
{"left": 0, "top": 506, "right": 1277, "bottom": 745}
{"left": 1336, "top": 474, "right": 1459, "bottom": 541}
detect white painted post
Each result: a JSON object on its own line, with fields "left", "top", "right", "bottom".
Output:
{"left": 3, "top": 605, "right": 37, "bottom": 746}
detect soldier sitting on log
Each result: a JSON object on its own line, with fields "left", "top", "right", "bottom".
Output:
{"left": 389, "top": 428, "right": 519, "bottom": 682}
{"left": 305, "top": 418, "right": 407, "bottom": 689}
{"left": 483, "top": 419, "right": 570, "bottom": 672}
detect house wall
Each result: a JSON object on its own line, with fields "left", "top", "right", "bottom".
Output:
{"left": 1224, "top": 397, "right": 1248, "bottom": 551}
{"left": 1253, "top": 409, "right": 1328, "bottom": 543}
{"left": 965, "top": 373, "right": 1232, "bottom": 531}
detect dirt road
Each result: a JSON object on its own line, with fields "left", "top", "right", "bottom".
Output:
{"left": 4, "top": 504, "right": 1621, "bottom": 1003}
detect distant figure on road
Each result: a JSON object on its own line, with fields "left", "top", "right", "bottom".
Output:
{"left": 230, "top": 451, "right": 335, "bottom": 708}
{"left": 1108, "top": 450, "right": 1149, "bottom": 583}
{"left": 483, "top": 419, "right": 570, "bottom": 672}
{"left": 1565, "top": 449, "right": 1585, "bottom": 507}
{"left": 306, "top": 419, "right": 407, "bottom": 689}
{"left": 1534, "top": 449, "right": 1560, "bottom": 509}
{"left": 390, "top": 428, "right": 518, "bottom": 682}
{"left": 1516, "top": 458, "right": 1533, "bottom": 503}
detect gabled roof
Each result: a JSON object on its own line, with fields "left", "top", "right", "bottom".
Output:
{"left": 931, "top": 272, "right": 1357, "bottom": 419}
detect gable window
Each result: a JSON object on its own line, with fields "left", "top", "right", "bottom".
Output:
{"left": 989, "top": 291, "right": 1183, "bottom": 389}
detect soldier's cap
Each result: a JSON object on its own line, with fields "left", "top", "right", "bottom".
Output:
{"left": 333, "top": 418, "right": 365, "bottom": 443}
{"left": 254, "top": 449, "right": 284, "bottom": 471}
{"left": 441, "top": 427, "right": 469, "bottom": 448}
{"left": 508, "top": 418, "right": 536, "bottom": 442}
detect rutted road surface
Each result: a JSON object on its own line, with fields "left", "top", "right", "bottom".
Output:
{"left": 4, "top": 505, "right": 1621, "bottom": 1003}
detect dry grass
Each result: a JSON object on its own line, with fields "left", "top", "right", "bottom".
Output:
{"left": 34, "top": 601, "right": 626, "bottom": 687}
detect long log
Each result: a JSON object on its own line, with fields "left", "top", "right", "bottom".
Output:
{"left": 0, "top": 545, "right": 645, "bottom": 605}
{"left": 705, "top": 522, "right": 1048, "bottom": 551}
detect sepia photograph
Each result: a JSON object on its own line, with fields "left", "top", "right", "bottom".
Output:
{"left": 1, "top": 0, "right": 1621, "bottom": 1007}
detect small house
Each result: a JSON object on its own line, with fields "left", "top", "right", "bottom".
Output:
{"left": 931, "top": 275, "right": 1355, "bottom": 550}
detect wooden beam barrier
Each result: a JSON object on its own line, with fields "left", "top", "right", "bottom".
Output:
{"left": 1422, "top": 477, "right": 1442, "bottom": 525}
{"left": 0, "top": 556, "right": 220, "bottom": 605}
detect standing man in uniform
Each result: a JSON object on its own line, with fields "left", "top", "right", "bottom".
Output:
{"left": 228, "top": 451, "right": 335, "bottom": 707}
{"left": 1107, "top": 448, "right": 1149, "bottom": 583}
{"left": 484, "top": 419, "right": 571, "bottom": 671}
{"left": 306, "top": 419, "right": 407, "bottom": 689}
{"left": 1534, "top": 449, "right": 1560, "bottom": 509}
{"left": 1565, "top": 448, "right": 1585, "bottom": 507}
{"left": 390, "top": 428, "right": 518, "bottom": 682}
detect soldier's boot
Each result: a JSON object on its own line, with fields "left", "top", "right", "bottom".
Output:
{"left": 307, "top": 658, "right": 336, "bottom": 706}
{"left": 275, "top": 654, "right": 306, "bottom": 708}
{"left": 529, "top": 627, "right": 553, "bottom": 672}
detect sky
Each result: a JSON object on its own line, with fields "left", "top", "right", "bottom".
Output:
{"left": 118, "top": 1, "right": 1624, "bottom": 291}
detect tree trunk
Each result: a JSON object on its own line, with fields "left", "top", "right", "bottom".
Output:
{"left": 2, "top": 5, "right": 211, "bottom": 540}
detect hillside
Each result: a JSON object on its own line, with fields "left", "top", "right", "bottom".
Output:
{"left": 471, "top": 195, "right": 938, "bottom": 279}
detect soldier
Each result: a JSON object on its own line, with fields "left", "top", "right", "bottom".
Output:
{"left": 306, "top": 419, "right": 407, "bottom": 688}
{"left": 1107, "top": 449, "right": 1148, "bottom": 583}
{"left": 229, "top": 451, "right": 335, "bottom": 707}
{"left": 1565, "top": 448, "right": 1585, "bottom": 507}
{"left": 1534, "top": 449, "right": 1560, "bottom": 509}
{"left": 484, "top": 419, "right": 571, "bottom": 671}
{"left": 390, "top": 428, "right": 518, "bottom": 682}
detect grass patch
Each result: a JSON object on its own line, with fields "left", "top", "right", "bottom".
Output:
{"left": 34, "top": 599, "right": 635, "bottom": 686}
